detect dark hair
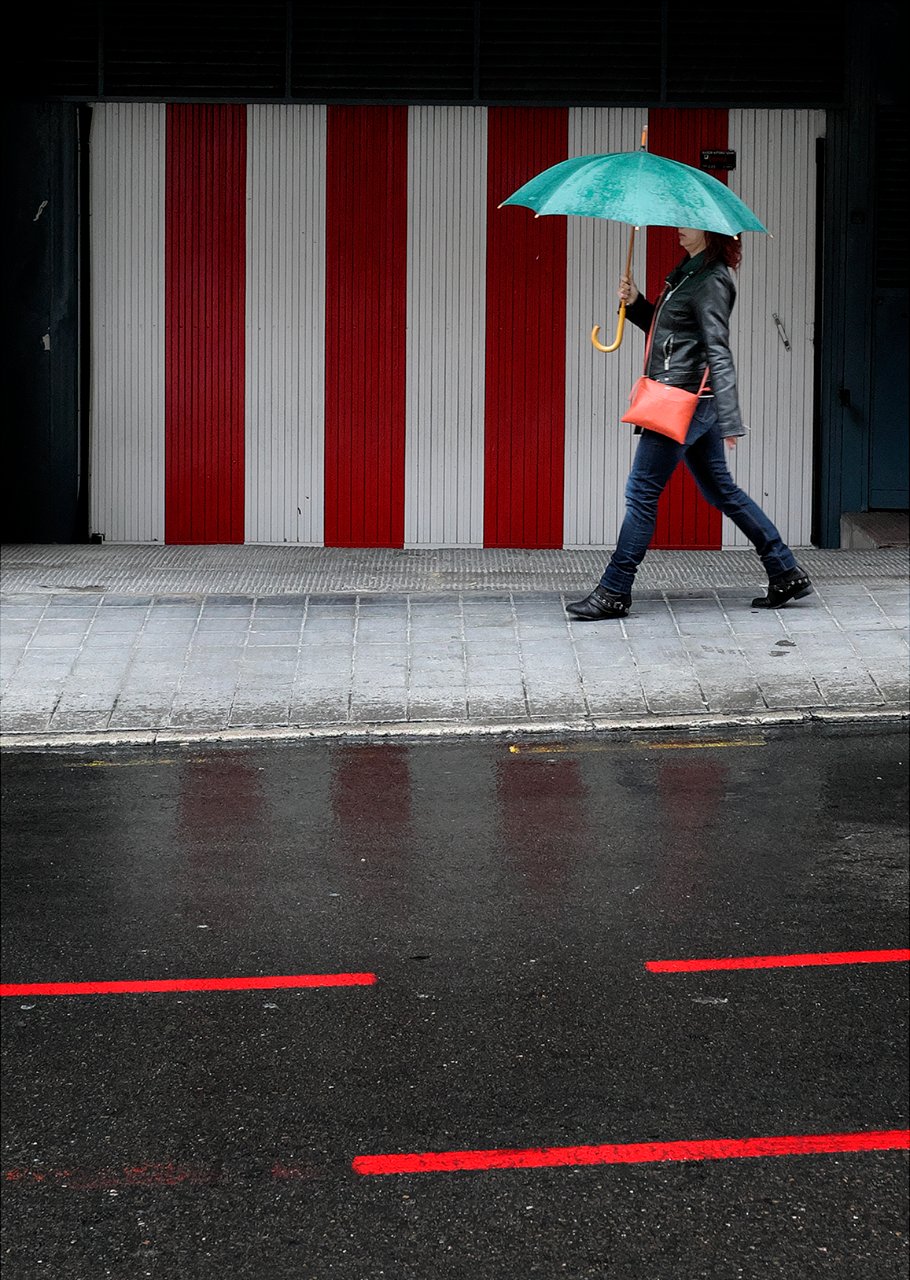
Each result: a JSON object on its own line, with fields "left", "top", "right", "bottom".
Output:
{"left": 704, "top": 231, "right": 742, "bottom": 271}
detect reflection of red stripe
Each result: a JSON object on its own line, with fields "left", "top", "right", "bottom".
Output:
{"left": 1, "top": 973, "right": 376, "bottom": 997}
{"left": 647, "top": 948, "right": 910, "bottom": 973}
{"left": 353, "top": 1129, "right": 910, "bottom": 1175}
{"left": 484, "top": 109, "right": 568, "bottom": 549}
{"left": 165, "top": 105, "right": 246, "bottom": 544}
{"left": 324, "top": 107, "right": 408, "bottom": 548}
{"left": 646, "top": 109, "right": 728, "bottom": 551}
{"left": 498, "top": 755, "right": 584, "bottom": 892}
{"left": 331, "top": 745, "right": 411, "bottom": 832}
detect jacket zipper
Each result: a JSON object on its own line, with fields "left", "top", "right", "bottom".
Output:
{"left": 651, "top": 280, "right": 681, "bottom": 376}
{"left": 652, "top": 267, "right": 708, "bottom": 380}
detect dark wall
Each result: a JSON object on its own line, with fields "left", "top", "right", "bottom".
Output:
{"left": 17, "top": 0, "right": 847, "bottom": 107}
{"left": 1, "top": 103, "right": 84, "bottom": 542}
{"left": 815, "top": 0, "right": 909, "bottom": 544}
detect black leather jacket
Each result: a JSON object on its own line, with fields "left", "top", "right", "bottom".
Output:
{"left": 625, "top": 250, "right": 745, "bottom": 438}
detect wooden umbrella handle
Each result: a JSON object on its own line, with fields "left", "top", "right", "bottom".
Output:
{"left": 591, "top": 225, "right": 637, "bottom": 353}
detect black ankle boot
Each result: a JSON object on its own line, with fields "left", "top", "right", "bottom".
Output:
{"left": 566, "top": 585, "right": 631, "bottom": 620}
{"left": 751, "top": 567, "right": 813, "bottom": 609}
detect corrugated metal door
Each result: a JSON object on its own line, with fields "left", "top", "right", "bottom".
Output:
{"left": 245, "top": 106, "right": 327, "bottom": 545}
{"left": 483, "top": 108, "right": 569, "bottom": 549}
{"left": 404, "top": 107, "right": 488, "bottom": 548}
{"left": 564, "top": 108, "right": 823, "bottom": 552}
{"left": 725, "top": 110, "right": 825, "bottom": 549}
{"left": 89, "top": 104, "right": 166, "bottom": 543}
{"left": 89, "top": 103, "right": 823, "bottom": 550}
{"left": 165, "top": 104, "right": 247, "bottom": 545}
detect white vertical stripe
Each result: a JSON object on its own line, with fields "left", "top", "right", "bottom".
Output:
{"left": 89, "top": 104, "right": 166, "bottom": 543}
{"left": 245, "top": 105, "right": 327, "bottom": 545}
{"left": 563, "top": 109, "right": 645, "bottom": 549}
{"left": 725, "top": 110, "right": 825, "bottom": 550}
{"left": 405, "top": 107, "right": 487, "bottom": 548}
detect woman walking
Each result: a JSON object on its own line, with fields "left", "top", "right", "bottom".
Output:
{"left": 566, "top": 228, "right": 813, "bottom": 621}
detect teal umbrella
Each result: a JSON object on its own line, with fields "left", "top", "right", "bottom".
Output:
{"left": 500, "top": 149, "right": 768, "bottom": 235}
{"left": 499, "top": 127, "right": 769, "bottom": 351}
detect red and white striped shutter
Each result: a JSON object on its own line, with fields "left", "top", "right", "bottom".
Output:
{"left": 89, "top": 103, "right": 822, "bottom": 552}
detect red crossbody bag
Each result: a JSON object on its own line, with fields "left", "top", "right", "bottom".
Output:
{"left": 621, "top": 299, "right": 710, "bottom": 444}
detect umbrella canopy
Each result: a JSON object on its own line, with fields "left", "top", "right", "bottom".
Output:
{"left": 500, "top": 149, "right": 768, "bottom": 237}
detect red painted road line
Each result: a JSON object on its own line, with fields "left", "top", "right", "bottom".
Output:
{"left": 646, "top": 949, "right": 910, "bottom": 974}
{"left": 353, "top": 1129, "right": 910, "bottom": 1176}
{"left": 0, "top": 973, "right": 377, "bottom": 997}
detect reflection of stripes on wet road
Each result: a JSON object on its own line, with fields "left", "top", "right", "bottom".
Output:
{"left": 646, "top": 949, "right": 910, "bottom": 973}
{"left": 353, "top": 1129, "right": 910, "bottom": 1176}
{"left": 0, "top": 972, "right": 376, "bottom": 997}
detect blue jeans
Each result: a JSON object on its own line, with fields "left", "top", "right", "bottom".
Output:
{"left": 600, "top": 398, "right": 798, "bottom": 597}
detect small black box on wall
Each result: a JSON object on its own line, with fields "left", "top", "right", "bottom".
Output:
{"left": 700, "top": 150, "right": 737, "bottom": 171}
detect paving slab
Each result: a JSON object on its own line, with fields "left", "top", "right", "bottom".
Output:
{"left": 1, "top": 545, "right": 907, "bottom": 744}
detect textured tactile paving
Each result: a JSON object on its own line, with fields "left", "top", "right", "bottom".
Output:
{"left": 2, "top": 544, "right": 907, "bottom": 597}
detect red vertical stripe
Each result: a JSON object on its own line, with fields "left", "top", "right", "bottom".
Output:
{"left": 646, "top": 110, "right": 729, "bottom": 550}
{"left": 165, "top": 105, "right": 246, "bottom": 544}
{"left": 485, "top": 109, "right": 568, "bottom": 549}
{"left": 324, "top": 107, "right": 408, "bottom": 548}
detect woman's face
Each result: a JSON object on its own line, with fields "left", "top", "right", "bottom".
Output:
{"left": 677, "top": 228, "right": 707, "bottom": 256}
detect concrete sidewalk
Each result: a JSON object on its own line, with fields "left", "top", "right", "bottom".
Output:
{"left": 1, "top": 544, "right": 907, "bottom": 746}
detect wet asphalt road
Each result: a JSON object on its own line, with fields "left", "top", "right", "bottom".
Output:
{"left": 1, "top": 725, "right": 908, "bottom": 1279}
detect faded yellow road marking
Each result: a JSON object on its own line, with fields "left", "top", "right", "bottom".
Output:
{"left": 69, "top": 757, "right": 205, "bottom": 769}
